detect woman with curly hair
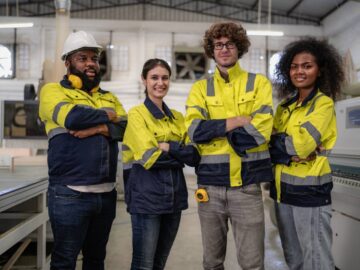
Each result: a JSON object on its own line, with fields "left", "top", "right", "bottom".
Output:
{"left": 270, "top": 37, "right": 345, "bottom": 270}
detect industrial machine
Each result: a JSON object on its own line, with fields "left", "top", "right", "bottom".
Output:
{"left": 329, "top": 86, "right": 360, "bottom": 270}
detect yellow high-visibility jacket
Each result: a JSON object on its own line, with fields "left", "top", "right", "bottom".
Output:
{"left": 39, "top": 77, "right": 127, "bottom": 185}
{"left": 185, "top": 63, "right": 273, "bottom": 187}
{"left": 122, "top": 97, "right": 199, "bottom": 214}
{"left": 269, "top": 89, "right": 337, "bottom": 207}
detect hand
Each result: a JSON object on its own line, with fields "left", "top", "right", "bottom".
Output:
{"left": 158, "top": 142, "right": 170, "bottom": 152}
{"left": 226, "top": 116, "right": 252, "bottom": 132}
{"left": 105, "top": 110, "right": 119, "bottom": 123}
{"left": 69, "top": 124, "right": 108, "bottom": 138}
{"left": 291, "top": 152, "right": 317, "bottom": 162}
{"left": 316, "top": 144, "right": 325, "bottom": 153}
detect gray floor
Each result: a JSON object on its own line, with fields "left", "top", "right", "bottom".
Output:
{"left": 77, "top": 175, "right": 288, "bottom": 270}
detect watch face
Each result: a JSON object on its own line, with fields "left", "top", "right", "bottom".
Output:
{"left": 0, "top": 44, "right": 13, "bottom": 78}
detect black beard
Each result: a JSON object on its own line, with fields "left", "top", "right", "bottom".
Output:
{"left": 69, "top": 65, "right": 101, "bottom": 92}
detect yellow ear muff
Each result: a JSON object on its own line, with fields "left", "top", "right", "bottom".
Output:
{"left": 68, "top": 74, "right": 83, "bottom": 89}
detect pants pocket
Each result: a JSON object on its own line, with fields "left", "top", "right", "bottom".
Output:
{"left": 54, "top": 185, "right": 82, "bottom": 199}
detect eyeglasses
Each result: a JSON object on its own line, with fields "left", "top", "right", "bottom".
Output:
{"left": 214, "top": 41, "right": 236, "bottom": 50}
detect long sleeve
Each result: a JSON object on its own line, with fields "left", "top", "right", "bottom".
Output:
{"left": 124, "top": 108, "right": 182, "bottom": 170}
{"left": 185, "top": 81, "right": 227, "bottom": 143}
{"left": 227, "top": 75, "right": 273, "bottom": 154}
{"left": 39, "top": 83, "right": 110, "bottom": 130}
{"left": 283, "top": 97, "right": 335, "bottom": 159}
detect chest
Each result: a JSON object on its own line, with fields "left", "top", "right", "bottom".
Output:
{"left": 65, "top": 90, "right": 116, "bottom": 109}
{"left": 205, "top": 81, "right": 257, "bottom": 118}
{"left": 276, "top": 105, "right": 310, "bottom": 133}
{"left": 145, "top": 115, "right": 183, "bottom": 142}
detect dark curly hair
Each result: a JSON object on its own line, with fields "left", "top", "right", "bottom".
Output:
{"left": 275, "top": 37, "right": 344, "bottom": 101}
{"left": 203, "top": 22, "right": 250, "bottom": 59}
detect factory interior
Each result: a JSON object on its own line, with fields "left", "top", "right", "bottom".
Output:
{"left": 0, "top": 0, "right": 359, "bottom": 269}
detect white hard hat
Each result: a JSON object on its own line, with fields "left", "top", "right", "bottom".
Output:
{"left": 61, "top": 31, "right": 103, "bottom": 60}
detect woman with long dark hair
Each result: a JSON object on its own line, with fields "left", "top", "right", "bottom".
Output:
{"left": 270, "top": 37, "right": 345, "bottom": 270}
{"left": 122, "top": 58, "right": 199, "bottom": 270}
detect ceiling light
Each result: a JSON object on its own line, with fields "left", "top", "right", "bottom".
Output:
{"left": 247, "top": 30, "right": 284, "bottom": 36}
{"left": 0, "top": 22, "right": 34, "bottom": 29}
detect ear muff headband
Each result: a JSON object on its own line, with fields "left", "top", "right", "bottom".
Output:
{"left": 68, "top": 74, "right": 83, "bottom": 89}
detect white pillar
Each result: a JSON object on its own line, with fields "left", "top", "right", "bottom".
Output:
{"left": 53, "top": 0, "right": 71, "bottom": 81}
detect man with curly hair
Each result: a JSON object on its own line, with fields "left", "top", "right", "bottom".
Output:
{"left": 269, "top": 37, "right": 344, "bottom": 270}
{"left": 185, "top": 22, "right": 274, "bottom": 270}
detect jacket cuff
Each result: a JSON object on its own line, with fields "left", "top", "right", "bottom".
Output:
{"left": 227, "top": 127, "right": 258, "bottom": 156}
{"left": 168, "top": 141, "right": 181, "bottom": 154}
{"left": 106, "top": 120, "right": 127, "bottom": 141}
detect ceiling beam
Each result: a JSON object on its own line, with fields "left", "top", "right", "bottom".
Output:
{"left": 287, "top": 0, "right": 303, "bottom": 16}
{"left": 172, "top": 0, "right": 194, "bottom": 8}
{"left": 251, "top": 0, "right": 259, "bottom": 9}
{"left": 320, "top": 0, "right": 348, "bottom": 21}
{"left": 71, "top": 0, "right": 91, "bottom": 9}
{"left": 0, "top": 0, "right": 321, "bottom": 25}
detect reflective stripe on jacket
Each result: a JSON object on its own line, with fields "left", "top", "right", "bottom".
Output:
{"left": 39, "top": 78, "right": 127, "bottom": 185}
{"left": 185, "top": 63, "right": 273, "bottom": 187}
{"left": 122, "top": 97, "right": 200, "bottom": 214}
{"left": 270, "top": 89, "right": 336, "bottom": 207}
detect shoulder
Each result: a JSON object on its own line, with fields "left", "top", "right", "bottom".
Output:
{"left": 41, "top": 82, "right": 61, "bottom": 92}
{"left": 191, "top": 78, "right": 208, "bottom": 91}
{"left": 314, "top": 92, "right": 334, "bottom": 109}
{"left": 99, "top": 89, "right": 117, "bottom": 99}
{"left": 128, "top": 104, "right": 146, "bottom": 116}
{"left": 317, "top": 91, "right": 333, "bottom": 103}
{"left": 187, "top": 79, "right": 209, "bottom": 101}
{"left": 254, "top": 73, "right": 270, "bottom": 82}
{"left": 40, "top": 83, "right": 64, "bottom": 99}
{"left": 249, "top": 73, "right": 271, "bottom": 87}
{"left": 171, "top": 109, "right": 184, "bottom": 120}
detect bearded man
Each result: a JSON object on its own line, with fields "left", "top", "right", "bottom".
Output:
{"left": 39, "top": 31, "right": 127, "bottom": 270}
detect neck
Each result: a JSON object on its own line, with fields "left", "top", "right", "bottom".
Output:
{"left": 217, "top": 66, "right": 229, "bottom": 82}
{"left": 297, "top": 88, "right": 313, "bottom": 102}
{"left": 149, "top": 96, "right": 164, "bottom": 112}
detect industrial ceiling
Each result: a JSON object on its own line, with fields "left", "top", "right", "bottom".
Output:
{"left": 0, "top": 0, "right": 353, "bottom": 26}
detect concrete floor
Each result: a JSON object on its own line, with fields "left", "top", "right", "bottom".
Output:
{"left": 77, "top": 175, "right": 288, "bottom": 270}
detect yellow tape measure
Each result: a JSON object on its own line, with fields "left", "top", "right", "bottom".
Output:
{"left": 195, "top": 188, "right": 209, "bottom": 202}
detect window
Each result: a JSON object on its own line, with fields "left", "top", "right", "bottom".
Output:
{"left": 111, "top": 45, "right": 129, "bottom": 72}
{"left": 0, "top": 44, "right": 14, "bottom": 78}
{"left": 155, "top": 46, "right": 172, "bottom": 66}
{"left": 269, "top": 51, "right": 282, "bottom": 82}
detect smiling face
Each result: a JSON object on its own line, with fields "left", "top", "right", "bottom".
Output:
{"left": 213, "top": 37, "right": 239, "bottom": 70}
{"left": 290, "top": 52, "right": 320, "bottom": 92}
{"left": 142, "top": 65, "right": 170, "bottom": 101}
{"left": 66, "top": 49, "right": 100, "bottom": 80}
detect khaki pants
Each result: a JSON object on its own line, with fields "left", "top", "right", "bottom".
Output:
{"left": 198, "top": 184, "right": 265, "bottom": 270}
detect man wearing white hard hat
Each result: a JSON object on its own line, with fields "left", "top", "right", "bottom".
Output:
{"left": 39, "top": 31, "right": 127, "bottom": 270}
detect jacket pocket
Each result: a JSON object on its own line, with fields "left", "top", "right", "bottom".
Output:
{"left": 237, "top": 94, "right": 255, "bottom": 115}
{"left": 206, "top": 98, "right": 225, "bottom": 119}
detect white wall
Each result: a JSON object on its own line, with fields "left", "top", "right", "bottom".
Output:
{"left": 323, "top": 1, "right": 360, "bottom": 79}
{"left": 0, "top": 16, "right": 325, "bottom": 114}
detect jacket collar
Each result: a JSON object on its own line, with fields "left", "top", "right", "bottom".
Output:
{"left": 281, "top": 88, "right": 318, "bottom": 108}
{"left": 60, "top": 75, "right": 103, "bottom": 93}
{"left": 60, "top": 76, "right": 73, "bottom": 89}
{"left": 214, "top": 62, "right": 242, "bottom": 83}
{"left": 144, "top": 96, "right": 174, "bottom": 120}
